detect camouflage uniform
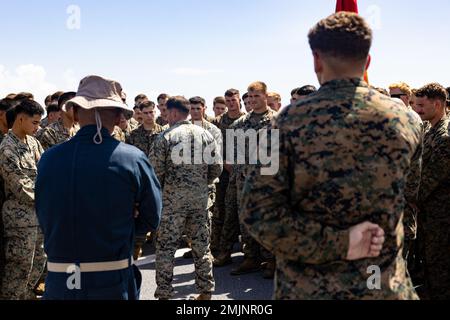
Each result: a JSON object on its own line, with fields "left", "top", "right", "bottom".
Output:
{"left": 205, "top": 114, "right": 216, "bottom": 124}
{"left": 0, "top": 132, "right": 46, "bottom": 300}
{"left": 156, "top": 116, "right": 168, "bottom": 127}
{"left": 192, "top": 120, "right": 223, "bottom": 253}
{"left": 241, "top": 79, "right": 421, "bottom": 300}
{"left": 150, "top": 120, "right": 222, "bottom": 299}
{"left": 112, "top": 126, "right": 126, "bottom": 142}
{"left": 129, "top": 118, "right": 140, "bottom": 131}
{"left": 35, "top": 127, "right": 45, "bottom": 142}
{"left": 231, "top": 109, "right": 277, "bottom": 262}
{"left": 212, "top": 112, "right": 245, "bottom": 256}
{"left": 38, "top": 119, "right": 79, "bottom": 150}
{"left": 40, "top": 118, "right": 49, "bottom": 129}
{"left": 415, "top": 115, "right": 450, "bottom": 300}
{"left": 0, "top": 132, "right": 5, "bottom": 296}
{"left": 126, "top": 124, "right": 164, "bottom": 156}
{"left": 118, "top": 121, "right": 134, "bottom": 142}
{"left": 402, "top": 115, "right": 425, "bottom": 283}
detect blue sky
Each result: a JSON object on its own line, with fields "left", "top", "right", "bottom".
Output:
{"left": 1, "top": 0, "right": 449, "bottom": 113}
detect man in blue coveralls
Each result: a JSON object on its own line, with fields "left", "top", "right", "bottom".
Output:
{"left": 35, "top": 75, "right": 162, "bottom": 300}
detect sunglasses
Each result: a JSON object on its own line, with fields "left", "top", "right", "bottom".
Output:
{"left": 391, "top": 94, "right": 406, "bottom": 99}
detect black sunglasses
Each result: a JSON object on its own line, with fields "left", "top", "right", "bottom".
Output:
{"left": 391, "top": 94, "right": 406, "bottom": 99}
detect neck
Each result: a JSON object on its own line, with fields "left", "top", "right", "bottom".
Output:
{"left": 252, "top": 105, "right": 269, "bottom": 115}
{"left": 170, "top": 117, "right": 188, "bottom": 127}
{"left": 431, "top": 111, "right": 447, "bottom": 127}
{"left": 80, "top": 122, "right": 115, "bottom": 134}
{"left": 228, "top": 110, "right": 242, "bottom": 119}
{"left": 11, "top": 126, "right": 26, "bottom": 142}
{"left": 143, "top": 122, "right": 156, "bottom": 131}
{"left": 319, "top": 69, "right": 364, "bottom": 85}
{"left": 0, "top": 123, "right": 8, "bottom": 135}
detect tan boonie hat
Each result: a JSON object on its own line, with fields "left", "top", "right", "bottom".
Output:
{"left": 64, "top": 75, "right": 133, "bottom": 112}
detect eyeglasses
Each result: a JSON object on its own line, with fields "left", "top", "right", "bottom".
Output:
{"left": 391, "top": 94, "right": 406, "bottom": 99}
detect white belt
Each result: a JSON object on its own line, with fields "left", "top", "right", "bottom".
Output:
{"left": 47, "top": 259, "right": 132, "bottom": 273}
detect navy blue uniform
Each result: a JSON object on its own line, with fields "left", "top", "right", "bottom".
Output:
{"left": 36, "top": 125, "right": 162, "bottom": 300}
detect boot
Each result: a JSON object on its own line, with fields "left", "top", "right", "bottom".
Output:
{"left": 196, "top": 293, "right": 212, "bottom": 301}
{"left": 262, "top": 260, "right": 276, "bottom": 279}
{"left": 133, "top": 243, "right": 143, "bottom": 260}
{"left": 34, "top": 281, "right": 46, "bottom": 296}
{"left": 213, "top": 252, "right": 232, "bottom": 267}
{"left": 230, "top": 258, "right": 260, "bottom": 276}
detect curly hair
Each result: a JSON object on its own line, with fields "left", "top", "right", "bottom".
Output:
{"left": 415, "top": 83, "right": 448, "bottom": 103}
{"left": 308, "top": 12, "right": 372, "bottom": 60}
{"left": 389, "top": 82, "right": 412, "bottom": 97}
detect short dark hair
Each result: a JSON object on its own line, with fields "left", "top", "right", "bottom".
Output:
{"left": 139, "top": 100, "right": 156, "bottom": 111}
{"left": 291, "top": 88, "right": 301, "bottom": 97}
{"left": 157, "top": 93, "right": 169, "bottom": 102}
{"left": 415, "top": 83, "right": 448, "bottom": 104}
{"left": 446, "top": 87, "right": 450, "bottom": 107}
{"left": 189, "top": 96, "right": 206, "bottom": 107}
{"left": 308, "top": 12, "right": 372, "bottom": 61}
{"left": 135, "top": 94, "right": 148, "bottom": 102}
{"left": 51, "top": 91, "right": 65, "bottom": 102}
{"left": 295, "top": 85, "right": 317, "bottom": 97}
{"left": 0, "top": 98, "right": 15, "bottom": 112}
{"left": 5, "top": 93, "right": 17, "bottom": 100}
{"left": 374, "top": 87, "right": 390, "bottom": 97}
{"left": 58, "top": 92, "right": 77, "bottom": 110}
{"left": 225, "top": 89, "right": 240, "bottom": 98}
{"left": 15, "top": 92, "right": 34, "bottom": 101}
{"left": 242, "top": 92, "right": 249, "bottom": 100}
{"left": 167, "top": 96, "right": 191, "bottom": 114}
{"left": 46, "top": 103, "right": 61, "bottom": 114}
{"left": 213, "top": 97, "right": 226, "bottom": 106}
{"left": 45, "top": 95, "right": 52, "bottom": 105}
{"left": 14, "top": 100, "right": 45, "bottom": 118}
{"left": 6, "top": 108, "right": 17, "bottom": 129}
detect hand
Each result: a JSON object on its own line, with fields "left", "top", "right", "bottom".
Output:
{"left": 134, "top": 203, "right": 140, "bottom": 218}
{"left": 224, "top": 164, "right": 233, "bottom": 174}
{"left": 346, "top": 222, "right": 385, "bottom": 261}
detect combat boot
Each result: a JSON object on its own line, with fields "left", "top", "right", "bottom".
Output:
{"left": 213, "top": 252, "right": 232, "bottom": 267}
{"left": 262, "top": 260, "right": 276, "bottom": 279}
{"left": 230, "top": 258, "right": 260, "bottom": 276}
{"left": 34, "top": 281, "right": 46, "bottom": 296}
{"left": 133, "top": 243, "right": 143, "bottom": 260}
{"left": 196, "top": 293, "right": 212, "bottom": 301}
{"left": 183, "top": 250, "right": 193, "bottom": 259}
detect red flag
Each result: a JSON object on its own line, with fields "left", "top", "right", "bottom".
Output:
{"left": 335, "top": 0, "right": 370, "bottom": 83}
{"left": 336, "top": 0, "right": 359, "bottom": 13}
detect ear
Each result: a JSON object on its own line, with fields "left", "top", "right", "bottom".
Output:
{"left": 313, "top": 51, "right": 323, "bottom": 74}
{"left": 73, "top": 106, "right": 80, "bottom": 122}
{"left": 114, "top": 110, "right": 122, "bottom": 126}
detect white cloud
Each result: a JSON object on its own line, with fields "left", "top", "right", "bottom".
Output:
{"left": 0, "top": 64, "right": 58, "bottom": 104}
{"left": 170, "top": 68, "right": 224, "bottom": 76}
{"left": 62, "top": 68, "right": 79, "bottom": 91}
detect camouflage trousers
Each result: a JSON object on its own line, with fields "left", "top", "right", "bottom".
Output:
{"left": 155, "top": 209, "right": 214, "bottom": 299}
{"left": 1, "top": 226, "right": 46, "bottom": 300}
{"left": 0, "top": 217, "right": 4, "bottom": 296}
{"left": 210, "top": 171, "right": 229, "bottom": 254}
{"left": 418, "top": 218, "right": 450, "bottom": 300}
{"left": 236, "top": 171, "right": 273, "bottom": 262}
{"left": 219, "top": 172, "right": 240, "bottom": 253}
